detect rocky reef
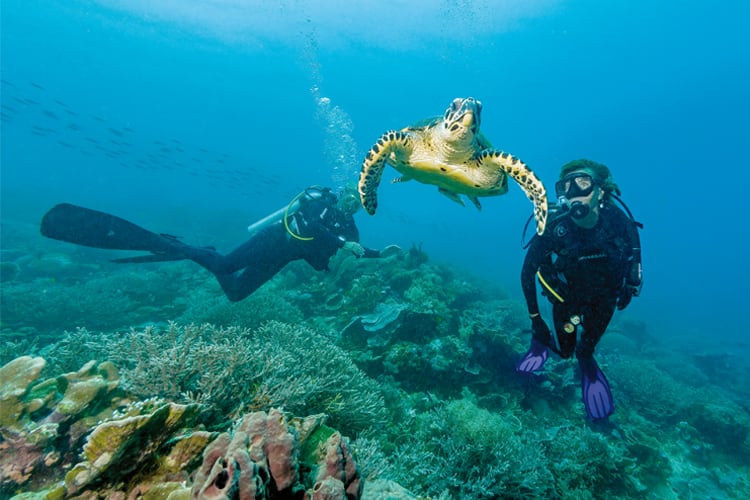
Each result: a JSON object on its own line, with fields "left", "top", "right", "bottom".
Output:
{"left": 0, "top": 356, "right": 378, "bottom": 500}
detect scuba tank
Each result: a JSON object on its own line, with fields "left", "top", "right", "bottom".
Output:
{"left": 247, "top": 186, "right": 336, "bottom": 240}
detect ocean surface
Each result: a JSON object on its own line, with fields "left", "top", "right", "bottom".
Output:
{"left": 1, "top": 1, "right": 749, "bottom": 497}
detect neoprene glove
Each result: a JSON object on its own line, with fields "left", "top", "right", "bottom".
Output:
{"left": 530, "top": 315, "right": 550, "bottom": 339}
{"left": 616, "top": 286, "right": 637, "bottom": 310}
{"left": 342, "top": 241, "right": 366, "bottom": 258}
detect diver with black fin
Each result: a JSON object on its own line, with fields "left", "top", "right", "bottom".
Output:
{"left": 41, "top": 186, "right": 395, "bottom": 302}
{"left": 515, "top": 159, "right": 643, "bottom": 421}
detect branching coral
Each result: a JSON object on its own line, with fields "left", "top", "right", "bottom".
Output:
{"left": 43, "top": 321, "right": 388, "bottom": 434}
{"left": 380, "top": 395, "right": 554, "bottom": 499}
{"left": 543, "top": 424, "right": 637, "bottom": 497}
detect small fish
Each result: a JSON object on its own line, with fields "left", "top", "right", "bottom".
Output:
{"left": 31, "top": 125, "right": 55, "bottom": 133}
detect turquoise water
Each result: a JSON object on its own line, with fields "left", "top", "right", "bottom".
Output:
{"left": 2, "top": 1, "right": 749, "bottom": 498}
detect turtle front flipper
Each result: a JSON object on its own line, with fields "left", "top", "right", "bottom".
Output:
{"left": 480, "top": 150, "right": 548, "bottom": 234}
{"left": 359, "top": 130, "right": 412, "bottom": 215}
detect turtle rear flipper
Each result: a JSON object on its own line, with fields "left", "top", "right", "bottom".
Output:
{"left": 437, "top": 187, "right": 465, "bottom": 207}
{"left": 468, "top": 195, "right": 482, "bottom": 211}
{"left": 480, "top": 150, "right": 548, "bottom": 234}
{"left": 359, "top": 130, "right": 412, "bottom": 215}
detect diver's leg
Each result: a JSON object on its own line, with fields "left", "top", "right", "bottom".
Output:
{"left": 576, "top": 298, "right": 617, "bottom": 358}
{"left": 517, "top": 304, "right": 557, "bottom": 373}
{"left": 576, "top": 299, "right": 617, "bottom": 420}
{"left": 213, "top": 259, "right": 289, "bottom": 302}
{"left": 553, "top": 304, "right": 577, "bottom": 358}
{"left": 180, "top": 231, "right": 274, "bottom": 276}
{"left": 178, "top": 246, "right": 237, "bottom": 275}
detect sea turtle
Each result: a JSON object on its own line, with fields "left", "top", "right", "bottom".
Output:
{"left": 358, "top": 97, "right": 548, "bottom": 234}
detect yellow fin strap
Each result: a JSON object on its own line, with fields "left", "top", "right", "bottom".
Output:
{"left": 537, "top": 271, "right": 564, "bottom": 303}
{"left": 284, "top": 191, "right": 314, "bottom": 241}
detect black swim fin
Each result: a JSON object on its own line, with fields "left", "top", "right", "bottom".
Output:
{"left": 110, "top": 254, "right": 187, "bottom": 264}
{"left": 40, "top": 203, "right": 179, "bottom": 256}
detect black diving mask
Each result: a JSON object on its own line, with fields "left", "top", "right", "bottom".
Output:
{"left": 555, "top": 173, "right": 597, "bottom": 199}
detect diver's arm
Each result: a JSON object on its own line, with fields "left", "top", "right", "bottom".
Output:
{"left": 337, "top": 219, "right": 381, "bottom": 258}
{"left": 611, "top": 207, "right": 642, "bottom": 309}
{"left": 521, "top": 237, "right": 544, "bottom": 316}
{"left": 622, "top": 213, "right": 643, "bottom": 295}
{"left": 362, "top": 247, "right": 381, "bottom": 258}
{"left": 341, "top": 241, "right": 382, "bottom": 258}
{"left": 305, "top": 218, "right": 347, "bottom": 247}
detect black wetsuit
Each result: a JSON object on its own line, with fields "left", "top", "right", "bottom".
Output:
{"left": 521, "top": 202, "right": 641, "bottom": 358}
{"left": 181, "top": 195, "right": 379, "bottom": 302}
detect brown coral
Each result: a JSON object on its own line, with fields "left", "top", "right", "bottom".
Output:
{"left": 314, "top": 432, "right": 362, "bottom": 500}
{"left": 191, "top": 408, "right": 300, "bottom": 498}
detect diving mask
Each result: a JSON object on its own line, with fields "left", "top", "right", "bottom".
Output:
{"left": 337, "top": 191, "right": 361, "bottom": 216}
{"left": 555, "top": 173, "right": 597, "bottom": 200}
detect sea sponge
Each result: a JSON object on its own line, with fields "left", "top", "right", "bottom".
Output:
{"left": 191, "top": 409, "right": 302, "bottom": 498}
{"left": 315, "top": 431, "right": 362, "bottom": 499}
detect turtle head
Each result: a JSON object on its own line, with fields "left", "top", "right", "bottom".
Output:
{"left": 441, "top": 97, "right": 482, "bottom": 142}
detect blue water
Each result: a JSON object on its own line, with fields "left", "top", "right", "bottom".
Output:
{"left": 2, "top": 0, "right": 749, "bottom": 355}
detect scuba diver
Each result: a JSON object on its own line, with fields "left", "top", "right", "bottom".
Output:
{"left": 40, "top": 186, "right": 391, "bottom": 302}
{"left": 516, "top": 159, "right": 643, "bottom": 420}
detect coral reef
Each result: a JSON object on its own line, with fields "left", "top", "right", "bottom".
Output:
{"left": 1, "top": 356, "right": 371, "bottom": 499}
{"left": 3, "top": 233, "right": 750, "bottom": 499}
{"left": 0, "top": 356, "right": 206, "bottom": 497}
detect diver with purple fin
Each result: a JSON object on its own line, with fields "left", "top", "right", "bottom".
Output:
{"left": 516, "top": 159, "right": 643, "bottom": 420}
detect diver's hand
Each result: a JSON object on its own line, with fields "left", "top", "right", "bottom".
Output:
{"left": 343, "top": 241, "right": 366, "bottom": 258}
{"left": 380, "top": 244, "right": 402, "bottom": 258}
{"left": 531, "top": 314, "right": 550, "bottom": 339}
{"left": 616, "top": 285, "right": 637, "bottom": 310}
